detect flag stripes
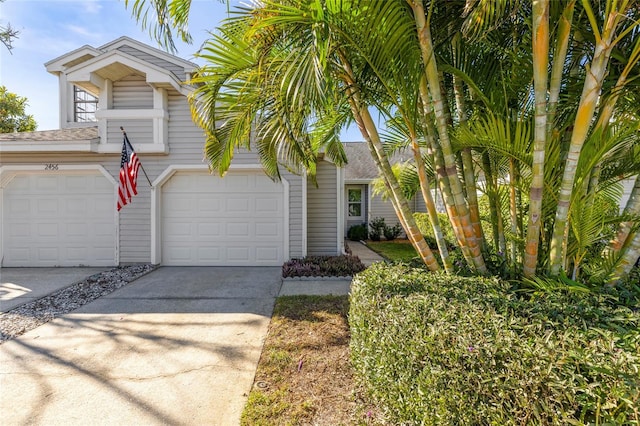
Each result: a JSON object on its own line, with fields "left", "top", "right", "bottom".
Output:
{"left": 117, "top": 133, "right": 141, "bottom": 211}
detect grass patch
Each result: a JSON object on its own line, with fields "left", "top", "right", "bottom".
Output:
{"left": 365, "top": 240, "right": 417, "bottom": 262}
{"left": 241, "top": 295, "right": 379, "bottom": 425}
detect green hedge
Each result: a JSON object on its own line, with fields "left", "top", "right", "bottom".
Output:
{"left": 349, "top": 263, "right": 640, "bottom": 425}
{"left": 413, "top": 212, "right": 456, "bottom": 247}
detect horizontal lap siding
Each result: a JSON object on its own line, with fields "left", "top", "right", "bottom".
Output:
{"left": 307, "top": 161, "right": 338, "bottom": 256}
{"left": 370, "top": 192, "right": 402, "bottom": 229}
{"left": 113, "top": 76, "right": 153, "bottom": 108}
{"left": 107, "top": 120, "right": 153, "bottom": 145}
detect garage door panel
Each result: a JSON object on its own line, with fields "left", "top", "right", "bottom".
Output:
{"left": 37, "top": 198, "right": 59, "bottom": 215}
{"left": 35, "top": 175, "right": 57, "bottom": 191}
{"left": 37, "top": 223, "right": 59, "bottom": 237}
{"left": 256, "top": 198, "right": 280, "bottom": 213}
{"left": 255, "top": 222, "right": 280, "bottom": 238}
{"left": 66, "top": 223, "right": 87, "bottom": 237}
{"left": 226, "top": 222, "right": 249, "bottom": 237}
{"left": 198, "top": 223, "right": 221, "bottom": 237}
{"left": 37, "top": 247, "right": 57, "bottom": 262}
{"left": 227, "top": 198, "right": 249, "bottom": 213}
{"left": 9, "top": 223, "right": 30, "bottom": 238}
{"left": 162, "top": 171, "right": 285, "bottom": 266}
{"left": 7, "top": 198, "right": 30, "bottom": 217}
{"left": 199, "top": 198, "right": 222, "bottom": 213}
{"left": 2, "top": 173, "right": 116, "bottom": 267}
{"left": 225, "top": 174, "right": 249, "bottom": 188}
{"left": 256, "top": 246, "right": 281, "bottom": 262}
{"left": 197, "top": 247, "right": 222, "bottom": 262}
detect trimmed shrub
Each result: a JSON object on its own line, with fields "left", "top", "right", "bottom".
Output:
{"left": 369, "top": 217, "right": 386, "bottom": 241}
{"left": 282, "top": 255, "right": 365, "bottom": 278}
{"left": 383, "top": 223, "right": 403, "bottom": 241}
{"left": 350, "top": 263, "right": 640, "bottom": 425}
{"left": 347, "top": 223, "right": 368, "bottom": 241}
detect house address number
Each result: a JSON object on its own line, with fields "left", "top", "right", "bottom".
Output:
{"left": 44, "top": 164, "right": 59, "bottom": 170}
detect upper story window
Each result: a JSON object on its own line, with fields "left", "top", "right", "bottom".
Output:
{"left": 73, "top": 86, "right": 98, "bottom": 122}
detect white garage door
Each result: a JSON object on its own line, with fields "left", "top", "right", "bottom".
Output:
{"left": 162, "top": 171, "right": 285, "bottom": 266}
{"left": 2, "top": 172, "right": 117, "bottom": 267}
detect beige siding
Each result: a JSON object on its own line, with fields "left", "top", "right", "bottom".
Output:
{"left": 369, "top": 191, "right": 402, "bottom": 229}
{"left": 107, "top": 119, "right": 154, "bottom": 145}
{"left": 307, "top": 161, "right": 339, "bottom": 256}
{"left": 112, "top": 75, "right": 153, "bottom": 108}
{"left": 116, "top": 46, "right": 187, "bottom": 80}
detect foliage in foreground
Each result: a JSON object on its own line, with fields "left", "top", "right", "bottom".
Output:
{"left": 282, "top": 255, "right": 365, "bottom": 278}
{"left": 350, "top": 263, "right": 640, "bottom": 425}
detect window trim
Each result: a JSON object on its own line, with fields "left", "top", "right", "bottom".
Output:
{"left": 73, "top": 86, "right": 98, "bottom": 123}
{"left": 346, "top": 186, "right": 364, "bottom": 221}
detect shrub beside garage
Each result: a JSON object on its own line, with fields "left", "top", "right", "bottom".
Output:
{"left": 349, "top": 263, "right": 640, "bottom": 425}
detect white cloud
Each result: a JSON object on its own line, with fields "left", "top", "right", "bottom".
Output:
{"left": 65, "top": 24, "right": 97, "bottom": 39}
{"left": 82, "top": 0, "right": 103, "bottom": 14}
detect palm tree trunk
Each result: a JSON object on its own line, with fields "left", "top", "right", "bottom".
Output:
{"left": 524, "top": 0, "right": 549, "bottom": 278}
{"left": 451, "top": 55, "right": 484, "bottom": 247}
{"left": 418, "top": 79, "right": 476, "bottom": 267}
{"left": 608, "top": 230, "right": 640, "bottom": 285}
{"left": 549, "top": 6, "right": 625, "bottom": 276}
{"left": 340, "top": 56, "right": 440, "bottom": 272}
{"left": 523, "top": 0, "right": 549, "bottom": 277}
{"left": 410, "top": 135, "right": 453, "bottom": 273}
{"left": 609, "top": 174, "right": 640, "bottom": 254}
{"left": 509, "top": 158, "right": 519, "bottom": 270}
{"left": 547, "top": 0, "right": 575, "bottom": 129}
{"left": 410, "top": 0, "right": 487, "bottom": 274}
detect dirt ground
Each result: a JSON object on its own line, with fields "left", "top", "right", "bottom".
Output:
{"left": 240, "top": 295, "right": 381, "bottom": 425}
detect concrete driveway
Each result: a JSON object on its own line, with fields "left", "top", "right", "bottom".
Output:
{"left": 0, "top": 266, "right": 282, "bottom": 426}
{"left": 1, "top": 267, "right": 108, "bottom": 312}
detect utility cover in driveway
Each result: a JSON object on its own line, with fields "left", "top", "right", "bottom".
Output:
{"left": 161, "top": 171, "right": 286, "bottom": 266}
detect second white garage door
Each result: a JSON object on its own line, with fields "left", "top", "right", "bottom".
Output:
{"left": 161, "top": 171, "right": 286, "bottom": 266}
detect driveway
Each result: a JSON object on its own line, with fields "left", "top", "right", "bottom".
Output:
{"left": 0, "top": 266, "right": 282, "bottom": 426}
{"left": 1, "top": 267, "right": 108, "bottom": 312}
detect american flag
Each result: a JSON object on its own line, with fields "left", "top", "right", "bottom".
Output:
{"left": 117, "top": 133, "right": 141, "bottom": 211}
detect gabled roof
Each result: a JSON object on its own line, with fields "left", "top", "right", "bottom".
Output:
{"left": 45, "top": 45, "right": 102, "bottom": 72}
{"left": 45, "top": 36, "right": 197, "bottom": 87}
{"left": 99, "top": 36, "right": 198, "bottom": 71}
{"left": 342, "top": 142, "right": 412, "bottom": 181}
{"left": 64, "top": 48, "right": 190, "bottom": 95}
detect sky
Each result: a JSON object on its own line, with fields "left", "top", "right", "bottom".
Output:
{"left": 0, "top": 0, "right": 363, "bottom": 140}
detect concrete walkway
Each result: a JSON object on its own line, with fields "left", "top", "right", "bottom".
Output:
{"left": 346, "top": 240, "right": 386, "bottom": 266}
{"left": 1, "top": 267, "right": 108, "bottom": 312}
{"left": 0, "top": 266, "right": 281, "bottom": 426}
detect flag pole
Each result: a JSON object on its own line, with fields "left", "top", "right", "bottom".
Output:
{"left": 120, "top": 126, "right": 152, "bottom": 187}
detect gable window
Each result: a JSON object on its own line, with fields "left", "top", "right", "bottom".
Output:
{"left": 348, "top": 187, "right": 363, "bottom": 219}
{"left": 74, "top": 86, "right": 98, "bottom": 122}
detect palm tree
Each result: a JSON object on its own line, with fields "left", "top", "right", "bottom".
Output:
{"left": 126, "top": 0, "right": 640, "bottom": 283}
{"left": 548, "top": 0, "right": 640, "bottom": 276}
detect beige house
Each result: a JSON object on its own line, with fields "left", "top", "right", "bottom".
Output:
{"left": 0, "top": 37, "right": 342, "bottom": 267}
